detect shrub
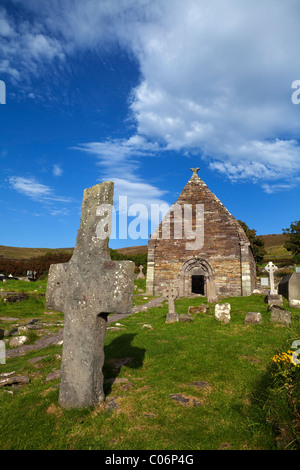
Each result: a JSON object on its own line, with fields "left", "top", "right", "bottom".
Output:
{"left": 264, "top": 348, "right": 300, "bottom": 449}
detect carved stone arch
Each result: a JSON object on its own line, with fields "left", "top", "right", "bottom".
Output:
{"left": 178, "top": 257, "right": 216, "bottom": 301}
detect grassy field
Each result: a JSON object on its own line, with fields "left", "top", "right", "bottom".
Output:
{"left": 0, "top": 281, "right": 299, "bottom": 450}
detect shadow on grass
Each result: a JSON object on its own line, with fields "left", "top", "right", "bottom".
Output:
{"left": 103, "top": 333, "right": 146, "bottom": 396}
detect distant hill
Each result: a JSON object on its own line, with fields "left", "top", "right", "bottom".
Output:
{"left": 0, "top": 245, "right": 74, "bottom": 260}
{"left": 260, "top": 234, "right": 292, "bottom": 262}
{"left": 115, "top": 245, "right": 148, "bottom": 256}
{"left": 0, "top": 235, "right": 291, "bottom": 263}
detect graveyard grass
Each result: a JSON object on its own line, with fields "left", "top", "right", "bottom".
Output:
{"left": 0, "top": 280, "right": 300, "bottom": 450}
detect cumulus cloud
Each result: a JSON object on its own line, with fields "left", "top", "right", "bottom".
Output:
{"left": 2, "top": 0, "right": 300, "bottom": 190}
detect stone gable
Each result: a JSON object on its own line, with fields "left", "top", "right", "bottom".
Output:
{"left": 146, "top": 169, "right": 256, "bottom": 299}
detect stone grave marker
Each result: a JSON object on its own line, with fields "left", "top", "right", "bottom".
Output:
{"left": 164, "top": 283, "right": 179, "bottom": 323}
{"left": 264, "top": 261, "right": 278, "bottom": 295}
{"left": 215, "top": 303, "right": 231, "bottom": 323}
{"left": 264, "top": 261, "right": 283, "bottom": 305}
{"left": 260, "top": 278, "right": 269, "bottom": 287}
{"left": 46, "top": 182, "right": 135, "bottom": 409}
{"left": 137, "top": 265, "right": 145, "bottom": 280}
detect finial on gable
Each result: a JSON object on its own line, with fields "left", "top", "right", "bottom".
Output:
{"left": 190, "top": 167, "right": 200, "bottom": 176}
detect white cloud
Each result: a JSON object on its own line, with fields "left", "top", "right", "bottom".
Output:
{"left": 2, "top": 0, "right": 300, "bottom": 188}
{"left": 74, "top": 136, "right": 169, "bottom": 218}
{"left": 53, "top": 164, "right": 63, "bottom": 177}
{"left": 74, "top": 136, "right": 160, "bottom": 180}
{"left": 9, "top": 176, "right": 73, "bottom": 204}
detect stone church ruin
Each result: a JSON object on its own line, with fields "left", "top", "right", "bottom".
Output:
{"left": 146, "top": 168, "right": 256, "bottom": 301}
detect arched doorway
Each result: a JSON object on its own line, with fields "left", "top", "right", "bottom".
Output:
{"left": 178, "top": 258, "right": 215, "bottom": 300}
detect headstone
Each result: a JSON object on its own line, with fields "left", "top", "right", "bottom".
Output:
{"left": 295, "top": 267, "right": 300, "bottom": 273}
{"left": 252, "top": 289, "right": 261, "bottom": 295}
{"left": 260, "top": 278, "right": 269, "bottom": 287}
{"left": 188, "top": 305, "right": 207, "bottom": 315}
{"left": 137, "top": 265, "right": 145, "bottom": 280}
{"left": 164, "top": 283, "right": 179, "bottom": 323}
{"left": 264, "top": 261, "right": 278, "bottom": 295}
{"left": 215, "top": 303, "right": 231, "bottom": 323}
{"left": 46, "top": 182, "right": 135, "bottom": 409}
{"left": 269, "top": 305, "right": 291, "bottom": 327}
{"left": 179, "top": 314, "right": 193, "bottom": 322}
{"left": 265, "top": 294, "right": 283, "bottom": 306}
{"left": 245, "top": 312, "right": 262, "bottom": 324}
{"left": 278, "top": 273, "right": 300, "bottom": 301}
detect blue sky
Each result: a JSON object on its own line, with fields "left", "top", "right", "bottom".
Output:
{"left": 0, "top": 0, "right": 300, "bottom": 250}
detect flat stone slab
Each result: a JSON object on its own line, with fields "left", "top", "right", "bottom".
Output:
{"left": 170, "top": 393, "right": 202, "bottom": 407}
{"left": 0, "top": 317, "right": 19, "bottom": 322}
{"left": 269, "top": 305, "right": 291, "bottom": 327}
{"left": 0, "top": 375, "right": 30, "bottom": 387}
{"left": 179, "top": 314, "right": 194, "bottom": 323}
{"left": 188, "top": 305, "right": 208, "bottom": 315}
{"left": 6, "top": 330, "right": 64, "bottom": 358}
{"left": 188, "top": 381, "right": 210, "bottom": 389}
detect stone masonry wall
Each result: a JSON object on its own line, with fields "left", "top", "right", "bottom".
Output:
{"left": 147, "top": 171, "right": 256, "bottom": 298}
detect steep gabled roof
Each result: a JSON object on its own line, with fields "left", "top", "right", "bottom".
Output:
{"left": 150, "top": 168, "right": 249, "bottom": 244}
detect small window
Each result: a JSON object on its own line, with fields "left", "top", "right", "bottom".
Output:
{"left": 192, "top": 275, "right": 205, "bottom": 295}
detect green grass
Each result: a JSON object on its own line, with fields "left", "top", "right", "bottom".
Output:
{"left": 0, "top": 293, "right": 299, "bottom": 450}
{"left": 0, "top": 279, "right": 47, "bottom": 294}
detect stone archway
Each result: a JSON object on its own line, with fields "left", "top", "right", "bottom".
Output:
{"left": 178, "top": 258, "right": 216, "bottom": 301}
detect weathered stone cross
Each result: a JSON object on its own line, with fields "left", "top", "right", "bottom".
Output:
{"left": 164, "top": 283, "right": 179, "bottom": 323}
{"left": 46, "top": 182, "right": 134, "bottom": 409}
{"left": 265, "top": 261, "right": 278, "bottom": 295}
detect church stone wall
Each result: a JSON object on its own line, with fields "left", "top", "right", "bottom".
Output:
{"left": 146, "top": 170, "right": 257, "bottom": 299}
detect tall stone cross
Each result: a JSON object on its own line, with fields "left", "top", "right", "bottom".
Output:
{"left": 265, "top": 261, "right": 278, "bottom": 295}
{"left": 164, "top": 283, "right": 179, "bottom": 323}
{"left": 46, "top": 182, "right": 135, "bottom": 409}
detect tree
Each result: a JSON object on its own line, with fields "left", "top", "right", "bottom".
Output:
{"left": 238, "top": 220, "right": 266, "bottom": 264}
{"left": 283, "top": 220, "right": 300, "bottom": 261}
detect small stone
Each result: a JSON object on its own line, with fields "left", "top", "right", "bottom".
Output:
{"left": 9, "top": 336, "right": 28, "bottom": 348}
{"left": 188, "top": 305, "right": 207, "bottom": 315}
{"left": 105, "top": 397, "right": 120, "bottom": 412}
{"left": 142, "top": 324, "right": 153, "bottom": 330}
{"left": 45, "top": 370, "right": 61, "bottom": 383}
{"left": 170, "top": 393, "right": 202, "bottom": 407}
{"left": 18, "top": 326, "right": 29, "bottom": 334}
{"left": 252, "top": 289, "right": 261, "bottom": 295}
{"left": 0, "top": 375, "right": 30, "bottom": 387}
{"left": 143, "top": 413, "right": 155, "bottom": 418}
{"left": 289, "top": 299, "right": 300, "bottom": 308}
{"left": 0, "top": 371, "right": 16, "bottom": 378}
{"left": 188, "top": 381, "right": 210, "bottom": 389}
{"left": 28, "top": 356, "right": 49, "bottom": 364}
{"left": 245, "top": 312, "right": 262, "bottom": 324}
